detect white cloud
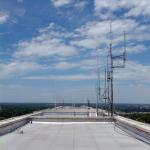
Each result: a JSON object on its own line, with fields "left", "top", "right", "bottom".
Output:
{"left": 0, "top": 1, "right": 149, "bottom": 104}
{"left": 94, "top": 0, "right": 118, "bottom": 13}
{"left": 71, "top": 38, "right": 101, "bottom": 49}
{"left": 14, "top": 23, "right": 78, "bottom": 59}
{"left": 120, "top": 0, "right": 150, "bottom": 17}
{"left": 34, "top": 59, "right": 150, "bottom": 83}
{"left": 54, "top": 58, "right": 100, "bottom": 70}
{"left": 21, "top": 60, "right": 150, "bottom": 83}
{"left": 9, "top": 19, "right": 149, "bottom": 83}
{"left": 115, "top": 61, "right": 150, "bottom": 83}
{"left": 94, "top": 0, "right": 150, "bottom": 18}
{"left": 15, "top": 39, "right": 77, "bottom": 58}
{"left": 0, "top": 12, "right": 9, "bottom": 24}
{"left": 54, "top": 61, "right": 78, "bottom": 70}
{"left": 24, "top": 73, "right": 96, "bottom": 81}
{"left": 51, "top": 0, "right": 71, "bottom": 7}
{"left": 74, "top": 1, "right": 87, "bottom": 9}
{"left": 13, "top": 18, "right": 149, "bottom": 69}
{"left": 76, "top": 19, "right": 138, "bottom": 38}
{"left": 0, "top": 61, "right": 43, "bottom": 78}
{"left": 112, "top": 44, "right": 148, "bottom": 55}
{"left": 73, "top": 18, "right": 149, "bottom": 56}
{"left": 126, "top": 44, "right": 147, "bottom": 54}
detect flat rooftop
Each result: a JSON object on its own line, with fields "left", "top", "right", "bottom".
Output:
{"left": 0, "top": 122, "right": 149, "bottom": 150}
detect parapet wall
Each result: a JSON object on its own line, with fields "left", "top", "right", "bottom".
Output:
{"left": 0, "top": 118, "right": 29, "bottom": 136}
{"left": 115, "top": 115, "right": 150, "bottom": 144}
{"left": 0, "top": 111, "right": 42, "bottom": 136}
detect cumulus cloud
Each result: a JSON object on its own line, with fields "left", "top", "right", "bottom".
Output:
{"left": 51, "top": 0, "right": 71, "bottom": 7}
{"left": 54, "top": 61, "right": 78, "bottom": 70}
{"left": 0, "top": 0, "right": 149, "bottom": 104}
{"left": 0, "top": 61, "right": 43, "bottom": 78}
{"left": 75, "top": 19, "right": 139, "bottom": 38}
{"left": 120, "top": 0, "right": 150, "bottom": 17}
{"left": 2, "top": 18, "right": 149, "bottom": 83}
{"left": 72, "top": 18, "right": 149, "bottom": 56}
{"left": 15, "top": 38, "right": 77, "bottom": 58}
{"left": 94, "top": 0, "right": 150, "bottom": 18}
{"left": 125, "top": 44, "right": 148, "bottom": 54}
{"left": 74, "top": 1, "right": 87, "bottom": 9}
{"left": 71, "top": 38, "right": 101, "bottom": 49}
{"left": 54, "top": 58, "right": 98, "bottom": 70}
{"left": 0, "top": 11, "right": 9, "bottom": 24}
{"left": 14, "top": 23, "right": 78, "bottom": 59}
{"left": 0, "top": 11, "right": 149, "bottom": 84}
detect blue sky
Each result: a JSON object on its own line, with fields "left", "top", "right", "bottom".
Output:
{"left": 0, "top": 0, "right": 150, "bottom": 104}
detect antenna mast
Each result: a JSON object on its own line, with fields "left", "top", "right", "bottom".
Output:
{"left": 96, "top": 50, "right": 101, "bottom": 116}
{"left": 106, "top": 20, "right": 127, "bottom": 116}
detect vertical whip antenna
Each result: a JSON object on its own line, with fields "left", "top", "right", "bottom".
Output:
{"left": 96, "top": 49, "right": 101, "bottom": 116}
{"left": 123, "top": 31, "right": 127, "bottom": 67}
{"left": 109, "top": 18, "right": 113, "bottom": 46}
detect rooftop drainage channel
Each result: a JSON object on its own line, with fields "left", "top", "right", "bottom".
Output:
{"left": 115, "top": 116, "right": 150, "bottom": 145}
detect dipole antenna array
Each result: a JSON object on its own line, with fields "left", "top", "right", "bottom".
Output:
{"left": 106, "top": 20, "right": 127, "bottom": 116}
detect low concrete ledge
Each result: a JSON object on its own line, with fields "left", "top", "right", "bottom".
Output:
{"left": 0, "top": 111, "right": 42, "bottom": 136}
{"left": 30, "top": 116, "right": 114, "bottom": 122}
{"left": 114, "top": 115, "right": 150, "bottom": 144}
